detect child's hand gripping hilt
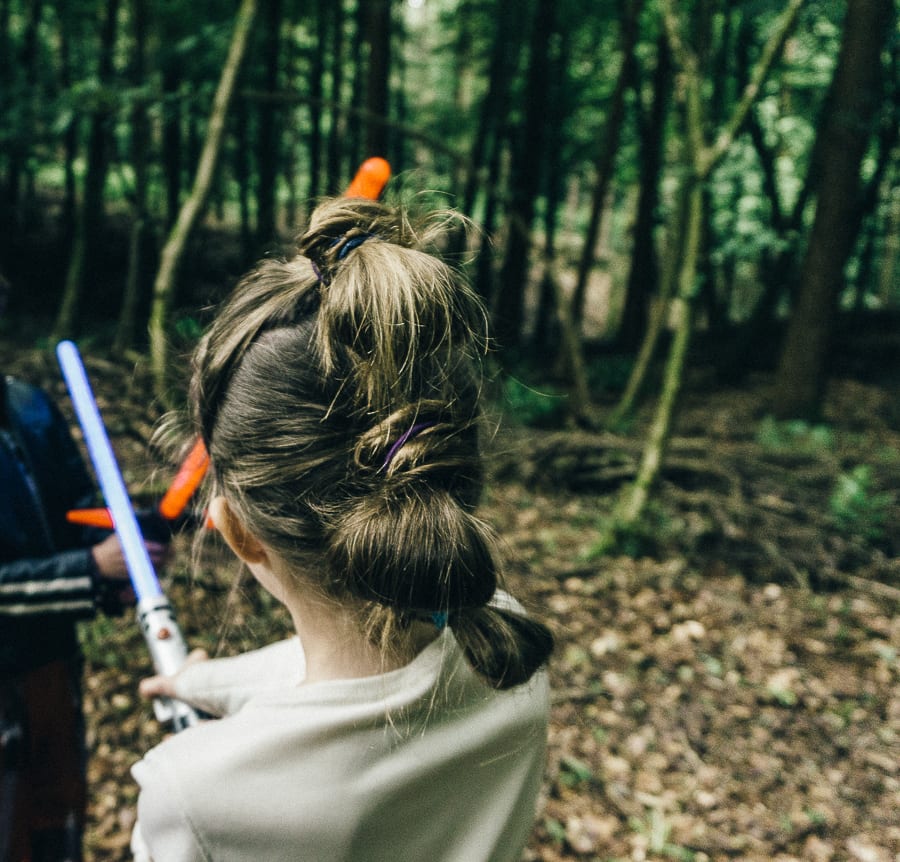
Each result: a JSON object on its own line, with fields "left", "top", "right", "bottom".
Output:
{"left": 137, "top": 596, "right": 201, "bottom": 731}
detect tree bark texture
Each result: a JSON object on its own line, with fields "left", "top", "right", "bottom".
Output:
{"left": 149, "top": 0, "right": 258, "bottom": 403}
{"left": 255, "top": 0, "right": 281, "bottom": 250}
{"left": 571, "top": 0, "right": 643, "bottom": 333}
{"left": 773, "top": 0, "right": 894, "bottom": 420}
{"left": 493, "top": 0, "right": 555, "bottom": 352}
{"left": 363, "top": 0, "right": 391, "bottom": 159}
{"left": 53, "top": 0, "right": 119, "bottom": 340}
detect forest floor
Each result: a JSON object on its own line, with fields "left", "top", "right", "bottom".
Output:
{"left": 1, "top": 331, "right": 898, "bottom": 862}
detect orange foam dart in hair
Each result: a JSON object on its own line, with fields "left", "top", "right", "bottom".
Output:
{"left": 344, "top": 157, "right": 391, "bottom": 200}
{"left": 158, "top": 437, "right": 210, "bottom": 521}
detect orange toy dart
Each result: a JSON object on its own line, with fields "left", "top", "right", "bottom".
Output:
{"left": 344, "top": 156, "right": 391, "bottom": 200}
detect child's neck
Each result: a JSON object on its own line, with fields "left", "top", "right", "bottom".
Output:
{"left": 285, "top": 592, "right": 436, "bottom": 684}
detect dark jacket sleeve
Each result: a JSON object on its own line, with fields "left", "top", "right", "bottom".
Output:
{"left": 0, "top": 379, "right": 102, "bottom": 618}
{"left": 0, "top": 548, "right": 98, "bottom": 616}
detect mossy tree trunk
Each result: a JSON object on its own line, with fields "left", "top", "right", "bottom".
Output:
{"left": 596, "top": 0, "right": 805, "bottom": 550}
{"left": 149, "top": 0, "right": 257, "bottom": 404}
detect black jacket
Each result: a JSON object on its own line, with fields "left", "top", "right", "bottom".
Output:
{"left": 0, "top": 375, "right": 104, "bottom": 676}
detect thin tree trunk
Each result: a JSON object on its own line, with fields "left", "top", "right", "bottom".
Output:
{"left": 618, "top": 180, "right": 703, "bottom": 526}
{"left": 571, "top": 0, "right": 644, "bottom": 331}
{"left": 308, "top": 0, "right": 327, "bottom": 202}
{"left": 59, "top": 0, "right": 78, "bottom": 246}
{"left": 473, "top": 126, "right": 505, "bottom": 305}
{"left": 618, "top": 32, "right": 670, "bottom": 350}
{"left": 363, "top": 0, "right": 391, "bottom": 158}
{"left": 346, "top": 3, "right": 366, "bottom": 176}
{"left": 53, "top": 0, "right": 119, "bottom": 341}
{"left": 531, "top": 23, "right": 569, "bottom": 355}
{"left": 149, "top": 0, "right": 258, "bottom": 403}
{"left": 448, "top": 0, "right": 516, "bottom": 258}
{"left": 3, "top": 0, "right": 42, "bottom": 226}
{"left": 607, "top": 173, "right": 690, "bottom": 430}
{"left": 879, "top": 177, "right": 900, "bottom": 306}
{"left": 114, "top": 0, "right": 150, "bottom": 354}
{"left": 234, "top": 97, "right": 252, "bottom": 262}
{"left": 255, "top": 0, "right": 281, "bottom": 250}
{"left": 599, "top": 0, "right": 804, "bottom": 544}
{"left": 493, "top": 0, "right": 556, "bottom": 352}
{"left": 326, "top": 0, "right": 346, "bottom": 192}
{"left": 161, "top": 49, "right": 183, "bottom": 228}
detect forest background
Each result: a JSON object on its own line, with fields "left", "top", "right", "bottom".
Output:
{"left": 0, "top": 0, "right": 899, "bottom": 860}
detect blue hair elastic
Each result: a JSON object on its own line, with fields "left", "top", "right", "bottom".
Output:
{"left": 312, "top": 234, "right": 375, "bottom": 284}
{"left": 431, "top": 611, "right": 449, "bottom": 630}
{"left": 336, "top": 233, "right": 374, "bottom": 260}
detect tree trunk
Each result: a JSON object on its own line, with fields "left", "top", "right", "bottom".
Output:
{"left": 363, "top": 0, "right": 392, "bottom": 159}
{"left": 472, "top": 126, "right": 505, "bottom": 305}
{"left": 234, "top": 97, "right": 253, "bottom": 262}
{"left": 449, "top": 0, "right": 516, "bottom": 258}
{"left": 531, "top": 23, "right": 569, "bottom": 355}
{"left": 149, "top": 0, "right": 258, "bottom": 403}
{"left": 618, "top": 32, "right": 670, "bottom": 351}
{"left": 773, "top": 0, "right": 894, "bottom": 420}
{"left": 493, "top": 0, "right": 555, "bottom": 352}
{"left": 161, "top": 43, "right": 183, "bottom": 229}
{"left": 598, "top": 0, "right": 804, "bottom": 544}
{"left": 346, "top": 3, "right": 366, "bottom": 176}
{"left": 255, "top": 0, "right": 281, "bottom": 250}
{"left": 58, "top": 0, "right": 78, "bottom": 246}
{"left": 308, "top": 0, "right": 327, "bottom": 202}
{"left": 879, "top": 180, "right": 900, "bottom": 307}
{"left": 616, "top": 180, "right": 703, "bottom": 527}
{"left": 326, "top": 0, "right": 346, "bottom": 192}
{"left": 2, "top": 0, "right": 43, "bottom": 246}
{"left": 114, "top": 0, "right": 150, "bottom": 354}
{"left": 53, "top": 0, "right": 119, "bottom": 341}
{"left": 607, "top": 171, "right": 689, "bottom": 429}
{"left": 571, "top": 0, "right": 643, "bottom": 332}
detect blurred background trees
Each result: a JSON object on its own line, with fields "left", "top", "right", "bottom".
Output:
{"left": 0, "top": 0, "right": 896, "bottom": 425}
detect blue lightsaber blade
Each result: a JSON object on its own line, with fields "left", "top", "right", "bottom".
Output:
{"left": 56, "top": 340, "right": 199, "bottom": 731}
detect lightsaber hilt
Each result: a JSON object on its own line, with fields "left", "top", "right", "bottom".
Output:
{"left": 137, "top": 596, "right": 199, "bottom": 731}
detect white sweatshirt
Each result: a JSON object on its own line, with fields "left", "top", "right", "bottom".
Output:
{"left": 131, "top": 628, "right": 549, "bottom": 862}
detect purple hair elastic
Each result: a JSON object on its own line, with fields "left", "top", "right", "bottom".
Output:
{"left": 381, "top": 421, "right": 436, "bottom": 471}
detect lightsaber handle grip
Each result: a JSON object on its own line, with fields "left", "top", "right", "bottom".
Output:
{"left": 137, "top": 597, "right": 200, "bottom": 731}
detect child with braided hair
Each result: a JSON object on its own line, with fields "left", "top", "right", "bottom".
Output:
{"left": 130, "top": 197, "right": 554, "bottom": 862}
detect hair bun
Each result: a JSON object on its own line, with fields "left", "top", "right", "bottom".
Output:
{"left": 325, "top": 488, "right": 496, "bottom": 613}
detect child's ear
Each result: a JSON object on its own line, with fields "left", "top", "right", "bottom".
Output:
{"left": 209, "top": 496, "right": 268, "bottom": 564}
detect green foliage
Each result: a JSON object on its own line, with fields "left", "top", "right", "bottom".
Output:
{"left": 829, "top": 464, "right": 893, "bottom": 540}
{"left": 558, "top": 755, "right": 594, "bottom": 788}
{"left": 78, "top": 615, "right": 130, "bottom": 669}
{"left": 628, "top": 808, "right": 696, "bottom": 861}
{"left": 588, "top": 502, "right": 673, "bottom": 559}
{"left": 755, "top": 416, "right": 835, "bottom": 455}
{"left": 543, "top": 817, "right": 567, "bottom": 845}
{"left": 589, "top": 354, "right": 634, "bottom": 394}
{"left": 173, "top": 315, "right": 204, "bottom": 342}
{"left": 499, "top": 376, "right": 568, "bottom": 428}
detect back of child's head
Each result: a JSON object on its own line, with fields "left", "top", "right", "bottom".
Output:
{"left": 191, "top": 196, "right": 552, "bottom": 689}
